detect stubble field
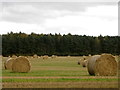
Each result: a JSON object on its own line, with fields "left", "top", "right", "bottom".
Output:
{"left": 2, "top": 56, "right": 118, "bottom": 88}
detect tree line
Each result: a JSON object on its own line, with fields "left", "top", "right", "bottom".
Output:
{"left": 1, "top": 32, "right": 120, "bottom": 56}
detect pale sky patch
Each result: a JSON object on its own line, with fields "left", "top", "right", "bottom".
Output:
{"left": 0, "top": 2, "right": 118, "bottom": 36}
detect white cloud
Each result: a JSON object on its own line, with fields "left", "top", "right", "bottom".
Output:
{"left": 82, "top": 5, "right": 118, "bottom": 20}
{"left": 0, "top": 3, "right": 118, "bottom": 36}
{"left": 41, "top": 5, "right": 118, "bottom": 36}
{"left": 0, "top": 21, "right": 45, "bottom": 34}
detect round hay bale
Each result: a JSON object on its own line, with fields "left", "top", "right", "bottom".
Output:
{"left": 51, "top": 55, "right": 57, "bottom": 59}
{"left": 12, "top": 56, "right": 31, "bottom": 73}
{"left": 4, "top": 58, "right": 15, "bottom": 70}
{"left": 118, "top": 55, "right": 120, "bottom": 70}
{"left": 33, "top": 54, "right": 38, "bottom": 58}
{"left": 68, "top": 55, "right": 70, "bottom": 57}
{"left": 51, "top": 55, "right": 55, "bottom": 58}
{"left": 88, "top": 54, "right": 91, "bottom": 57}
{"left": 87, "top": 55, "right": 99, "bottom": 75}
{"left": 87, "top": 54, "right": 117, "bottom": 76}
{"left": 82, "top": 60, "right": 88, "bottom": 67}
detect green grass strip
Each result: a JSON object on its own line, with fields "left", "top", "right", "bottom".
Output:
{"left": 3, "top": 78, "right": 118, "bottom": 82}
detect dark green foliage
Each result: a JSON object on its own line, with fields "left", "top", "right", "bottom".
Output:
{"left": 2, "top": 32, "right": 120, "bottom": 56}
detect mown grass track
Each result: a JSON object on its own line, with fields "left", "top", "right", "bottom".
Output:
{"left": 2, "top": 56, "right": 118, "bottom": 88}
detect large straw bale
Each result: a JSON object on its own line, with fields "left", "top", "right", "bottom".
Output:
{"left": 87, "top": 55, "right": 100, "bottom": 75}
{"left": 87, "top": 54, "right": 117, "bottom": 76}
{"left": 4, "top": 58, "right": 15, "bottom": 70}
{"left": 12, "top": 56, "right": 31, "bottom": 73}
{"left": 118, "top": 55, "right": 120, "bottom": 70}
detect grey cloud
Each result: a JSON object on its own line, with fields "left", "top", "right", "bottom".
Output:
{"left": 2, "top": 2, "right": 85, "bottom": 24}
{"left": 1, "top": 2, "right": 117, "bottom": 24}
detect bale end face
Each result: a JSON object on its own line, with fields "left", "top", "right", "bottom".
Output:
{"left": 95, "top": 54, "right": 117, "bottom": 76}
{"left": 87, "top": 54, "right": 117, "bottom": 76}
{"left": 12, "top": 56, "right": 31, "bottom": 73}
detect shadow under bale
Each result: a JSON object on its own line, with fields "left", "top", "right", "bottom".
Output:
{"left": 82, "top": 60, "right": 88, "bottom": 67}
{"left": 78, "top": 61, "right": 80, "bottom": 65}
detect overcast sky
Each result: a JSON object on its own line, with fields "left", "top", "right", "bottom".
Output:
{"left": 0, "top": 2, "right": 118, "bottom": 36}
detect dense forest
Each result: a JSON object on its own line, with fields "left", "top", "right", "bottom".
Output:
{"left": 1, "top": 32, "right": 120, "bottom": 56}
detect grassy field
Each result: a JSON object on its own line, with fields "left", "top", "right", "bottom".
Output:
{"left": 2, "top": 56, "right": 118, "bottom": 88}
